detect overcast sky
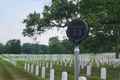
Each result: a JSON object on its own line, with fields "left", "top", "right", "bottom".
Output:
{"left": 0, "top": 0, "right": 66, "bottom": 45}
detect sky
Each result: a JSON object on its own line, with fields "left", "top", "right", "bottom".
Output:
{"left": 0, "top": 0, "right": 66, "bottom": 45}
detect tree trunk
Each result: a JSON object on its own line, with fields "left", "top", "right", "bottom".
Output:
{"left": 114, "top": 26, "right": 119, "bottom": 59}
{"left": 115, "top": 36, "right": 119, "bottom": 59}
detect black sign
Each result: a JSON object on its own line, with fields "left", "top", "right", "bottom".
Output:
{"left": 66, "top": 19, "right": 89, "bottom": 45}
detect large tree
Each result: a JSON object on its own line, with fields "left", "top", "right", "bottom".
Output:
{"left": 23, "top": 0, "right": 88, "bottom": 54}
{"left": 79, "top": 0, "right": 120, "bottom": 58}
{"left": 23, "top": 0, "right": 120, "bottom": 57}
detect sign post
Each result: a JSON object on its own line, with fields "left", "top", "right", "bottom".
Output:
{"left": 74, "top": 46, "right": 80, "bottom": 80}
{"left": 66, "top": 19, "right": 89, "bottom": 80}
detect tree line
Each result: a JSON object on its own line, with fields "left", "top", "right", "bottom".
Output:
{"left": 0, "top": 36, "right": 116, "bottom": 54}
{"left": 0, "top": 39, "right": 48, "bottom": 54}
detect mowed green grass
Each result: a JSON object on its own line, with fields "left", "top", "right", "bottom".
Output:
{"left": 0, "top": 59, "right": 14, "bottom": 80}
{"left": 0, "top": 58, "right": 40, "bottom": 80}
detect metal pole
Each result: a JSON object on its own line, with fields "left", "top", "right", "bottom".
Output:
{"left": 74, "top": 46, "right": 80, "bottom": 80}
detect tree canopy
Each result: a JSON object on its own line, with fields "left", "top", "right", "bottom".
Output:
{"left": 79, "top": 0, "right": 120, "bottom": 58}
{"left": 23, "top": 0, "right": 83, "bottom": 37}
{"left": 23, "top": 0, "right": 120, "bottom": 57}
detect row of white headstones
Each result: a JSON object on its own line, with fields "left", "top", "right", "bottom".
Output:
{"left": 2, "top": 53, "right": 120, "bottom": 80}
{"left": 3, "top": 53, "right": 120, "bottom": 67}
{"left": 24, "top": 62, "right": 107, "bottom": 80}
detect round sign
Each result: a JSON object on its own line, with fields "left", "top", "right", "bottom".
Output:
{"left": 66, "top": 19, "right": 89, "bottom": 45}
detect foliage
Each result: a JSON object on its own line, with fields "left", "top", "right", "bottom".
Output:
{"left": 22, "top": 0, "right": 120, "bottom": 55}
{"left": 48, "top": 37, "right": 74, "bottom": 54}
{"left": 61, "top": 39, "right": 74, "bottom": 54}
{"left": 48, "top": 36, "right": 113, "bottom": 54}
{"left": 22, "top": 12, "right": 44, "bottom": 37}
{"left": 48, "top": 37, "right": 65, "bottom": 54}
{"left": 79, "top": 0, "right": 120, "bottom": 57}
{"left": 80, "top": 36, "right": 113, "bottom": 53}
{"left": 22, "top": 43, "right": 33, "bottom": 54}
{"left": 5, "top": 39, "right": 21, "bottom": 54}
{"left": 0, "top": 40, "right": 49, "bottom": 54}
{"left": 0, "top": 43, "right": 5, "bottom": 54}
{"left": 22, "top": 0, "right": 82, "bottom": 37}
{"left": 22, "top": 43, "right": 48, "bottom": 54}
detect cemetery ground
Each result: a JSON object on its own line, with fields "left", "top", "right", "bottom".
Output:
{"left": 0, "top": 54, "right": 120, "bottom": 80}
{"left": 0, "top": 58, "right": 39, "bottom": 80}
{"left": 17, "top": 61, "right": 120, "bottom": 80}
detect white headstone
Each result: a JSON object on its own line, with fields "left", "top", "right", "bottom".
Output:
{"left": 86, "top": 64, "right": 91, "bottom": 76}
{"left": 79, "top": 76, "right": 87, "bottom": 80}
{"left": 101, "top": 67, "right": 107, "bottom": 80}
{"left": 50, "top": 69, "right": 54, "bottom": 80}
{"left": 41, "top": 66, "right": 45, "bottom": 79}
{"left": 31, "top": 64, "right": 34, "bottom": 74}
{"left": 35, "top": 65, "right": 39, "bottom": 76}
{"left": 50, "top": 62, "right": 53, "bottom": 68}
{"left": 62, "top": 72, "right": 68, "bottom": 80}
{"left": 24, "top": 63, "right": 27, "bottom": 71}
{"left": 27, "top": 64, "right": 30, "bottom": 72}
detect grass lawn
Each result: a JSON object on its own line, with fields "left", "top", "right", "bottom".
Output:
{"left": 0, "top": 58, "right": 40, "bottom": 80}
